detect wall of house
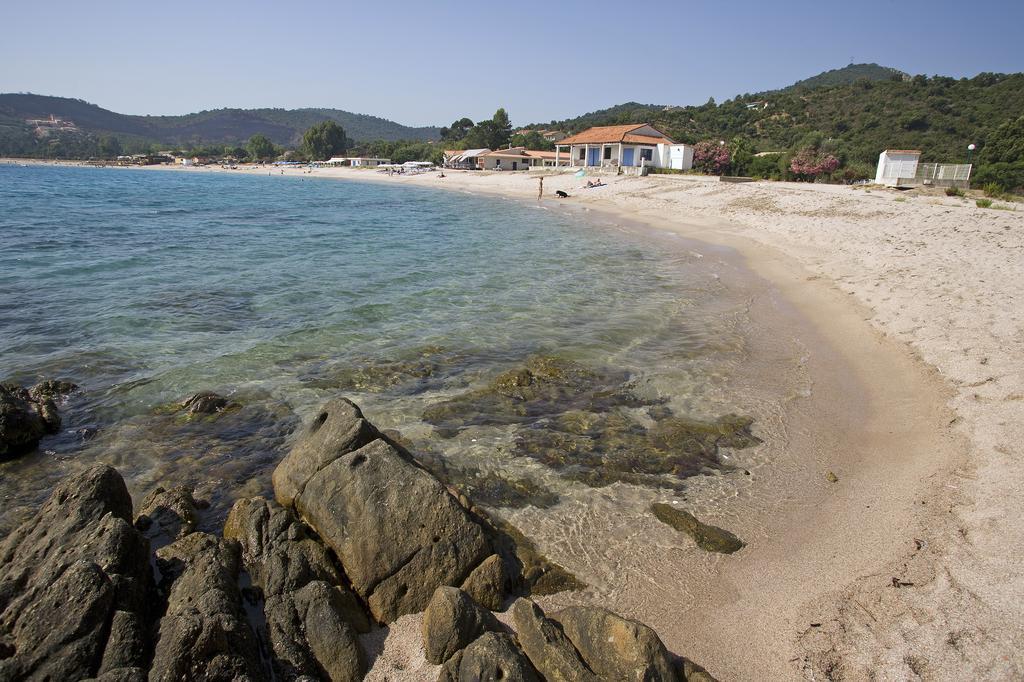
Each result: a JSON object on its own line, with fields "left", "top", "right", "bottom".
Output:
{"left": 481, "top": 155, "right": 531, "bottom": 170}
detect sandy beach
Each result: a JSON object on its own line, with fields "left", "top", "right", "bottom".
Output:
{"left": 6, "top": 159, "right": 1023, "bottom": 680}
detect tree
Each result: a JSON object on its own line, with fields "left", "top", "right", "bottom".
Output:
{"left": 246, "top": 133, "right": 276, "bottom": 161}
{"left": 509, "top": 130, "right": 554, "bottom": 151}
{"left": 301, "top": 120, "right": 347, "bottom": 161}
{"left": 440, "top": 117, "right": 474, "bottom": 142}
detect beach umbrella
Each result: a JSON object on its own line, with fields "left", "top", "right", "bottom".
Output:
{"left": 575, "top": 169, "right": 585, "bottom": 178}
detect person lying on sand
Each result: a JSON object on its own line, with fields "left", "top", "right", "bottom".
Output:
{"left": 585, "top": 179, "right": 605, "bottom": 188}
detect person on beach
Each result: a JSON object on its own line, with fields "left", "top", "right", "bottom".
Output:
{"left": 538, "top": 176, "right": 544, "bottom": 201}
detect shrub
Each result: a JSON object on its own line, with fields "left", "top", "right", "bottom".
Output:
{"left": 973, "top": 162, "right": 1024, "bottom": 193}
{"left": 789, "top": 147, "right": 839, "bottom": 181}
{"left": 693, "top": 140, "right": 731, "bottom": 175}
{"left": 983, "top": 183, "right": 1007, "bottom": 198}
{"left": 945, "top": 187, "right": 965, "bottom": 197}
{"left": 976, "top": 198, "right": 993, "bottom": 208}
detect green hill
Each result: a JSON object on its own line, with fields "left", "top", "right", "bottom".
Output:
{"left": 781, "top": 62, "right": 907, "bottom": 91}
{"left": 0, "top": 93, "right": 440, "bottom": 157}
{"left": 531, "top": 68, "right": 1024, "bottom": 172}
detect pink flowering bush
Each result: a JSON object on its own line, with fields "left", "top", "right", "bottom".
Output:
{"left": 789, "top": 147, "right": 839, "bottom": 180}
{"left": 693, "top": 141, "right": 731, "bottom": 175}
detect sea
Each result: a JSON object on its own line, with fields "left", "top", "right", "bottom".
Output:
{"left": 0, "top": 164, "right": 806, "bottom": 586}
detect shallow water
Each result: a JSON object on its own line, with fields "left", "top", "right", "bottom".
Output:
{"left": 0, "top": 165, "right": 804, "bottom": 559}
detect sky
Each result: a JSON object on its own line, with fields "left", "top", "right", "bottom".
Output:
{"left": 2, "top": 0, "right": 1022, "bottom": 127}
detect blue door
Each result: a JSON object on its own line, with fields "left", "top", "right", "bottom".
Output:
{"left": 622, "top": 148, "right": 635, "bottom": 166}
{"left": 587, "top": 147, "right": 600, "bottom": 166}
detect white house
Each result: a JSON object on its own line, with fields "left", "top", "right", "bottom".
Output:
{"left": 554, "top": 124, "right": 693, "bottom": 170}
{"left": 874, "top": 150, "right": 921, "bottom": 186}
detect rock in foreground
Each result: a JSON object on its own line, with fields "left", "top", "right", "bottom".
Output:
{"left": 273, "top": 398, "right": 499, "bottom": 622}
{"left": 0, "top": 464, "right": 151, "bottom": 680}
{"left": 651, "top": 502, "right": 746, "bottom": 554}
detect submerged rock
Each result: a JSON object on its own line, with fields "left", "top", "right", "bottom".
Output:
{"left": 651, "top": 502, "right": 745, "bottom": 554}
{"left": 180, "top": 391, "right": 235, "bottom": 416}
{"left": 300, "top": 345, "right": 466, "bottom": 395}
{"left": 419, "top": 354, "right": 761, "bottom": 490}
{"left": 422, "top": 586, "right": 503, "bottom": 665}
{"left": 553, "top": 606, "right": 679, "bottom": 681}
{"left": 0, "top": 380, "right": 76, "bottom": 459}
{"left": 0, "top": 464, "right": 152, "bottom": 681}
{"left": 420, "top": 457, "right": 560, "bottom": 510}
{"left": 422, "top": 355, "right": 650, "bottom": 438}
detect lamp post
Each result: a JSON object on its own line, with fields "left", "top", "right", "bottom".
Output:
{"left": 966, "top": 143, "right": 976, "bottom": 166}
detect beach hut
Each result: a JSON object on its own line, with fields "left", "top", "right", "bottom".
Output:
{"left": 874, "top": 150, "right": 921, "bottom": 186}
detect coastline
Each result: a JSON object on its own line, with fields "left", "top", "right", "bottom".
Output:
{"left": 6, "top": 160, "right": 1023, "bottom": 679}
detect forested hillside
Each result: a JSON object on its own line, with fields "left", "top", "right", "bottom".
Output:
{"left": 534, "top": 71, "right": 1023, "bottom": 168}
{"left": 0, "top": 94, "right": 439, "bottom": 158}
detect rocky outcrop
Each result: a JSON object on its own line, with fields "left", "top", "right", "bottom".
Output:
{"left": 651, "top": 503, "right": 745, "bottom": 554}
{"left": 150, "top": 532, "right": 263, "bottom": 682}
{"left": 422, "top": 586, "right": 502, "bottom": 665}
{"left": 511, "top": 598, "right": 597, "bottom": 682}
{"left": 553, "top": 605, "right": 680, "bottom": 681}
{"left": 454, "top": 632, "right": 541, "bottom": 682}
{"left": 224, "top": 496, "right": 367, "bottom": 681}
{"left": 459, "top": 554, "right": 509, "bottom": 611}
{"left": 272, "top": 398, "right": 495, "bottom": 622}
{"left": 0, "top": 464, "right": 151, "bottom": 680}
{"left": 0, "top": 380, "right": 76, "bottom": 459}
{"left": 135, "top": 485, "right": 200, "bottom": 549}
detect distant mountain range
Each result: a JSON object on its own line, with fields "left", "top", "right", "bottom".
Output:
{"left": 0, "top": 94, "right": 440, "bottom": 149}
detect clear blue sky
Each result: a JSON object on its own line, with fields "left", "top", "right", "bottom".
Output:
{"left": 2, "top": 0, "right": 1021, "bottom": 127}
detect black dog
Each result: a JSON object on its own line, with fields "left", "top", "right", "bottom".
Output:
{"left": 555, "top": 190, "right": 569, "bottom": 198}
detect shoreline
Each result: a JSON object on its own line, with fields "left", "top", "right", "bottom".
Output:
{"left": 6, "top": 160, "right": 1023, "bottom": 678}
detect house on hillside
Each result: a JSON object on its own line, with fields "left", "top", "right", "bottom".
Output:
{"left": 554, "top": 124, "right": 693, "bottom": 170}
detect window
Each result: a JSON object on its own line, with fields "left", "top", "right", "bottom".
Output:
{"left": 640, "top": 148, "right": 653, "bottom": 161}
{"left": 603, "top": 147, "right": 612, "bottom": 160}
{"left": 579, "top": 148, "right": 586, "bottom": 160}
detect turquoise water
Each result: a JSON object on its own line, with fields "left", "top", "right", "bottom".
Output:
{"left": 0, "top": 164, "right": 763, "bottom": 532}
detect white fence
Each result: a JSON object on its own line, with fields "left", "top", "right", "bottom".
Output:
{"left": 914, "top": 163, "right": 972, "bottom": 183}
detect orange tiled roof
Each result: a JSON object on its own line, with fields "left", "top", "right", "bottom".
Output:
{"left": 558, "top": 124, "right": 674, "bottom": 145}
{"left": 524, "top": 150, "right": 559, "bottom": 159}
{"left": 621, "top": 133, "right": 673, "bottom": 145}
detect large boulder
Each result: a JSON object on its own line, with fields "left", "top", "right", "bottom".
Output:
{"left": 272, "top": 399, "right": 493, "bottom": 622}
{"left": 0, "top": 381, "right": 70, "bottom": 459}
{"left": 422, "top": 586, "right": 502, "bottom": 665}
{"left": 459, "top": 553, "right": 509, "bottom": 611}
{"left": 455, "top": 632, "right": 540, "bottom": 682}
{"left": 511, "top": 598, "right": 597, "bottom": 682}
{"left": 224, "top": 497, "right": 367, "bottom": 680}
{"left": 552, "top": 606, "right": 680, "bottom": 681}
{"left": 0, "top": 464, "right": 152, "bottom": 680}
{"left": 149, "top": 532, "right": 264, "bottom": 682}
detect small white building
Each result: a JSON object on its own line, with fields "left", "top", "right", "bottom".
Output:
{"left": 554, "top": 124, "right": 693, "bottom": 170}
{"left": 348, "top": 157, "right": 390, "bottom": 167}
{"left": 874, "top": 150, "right": 921, "bottom": 186}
